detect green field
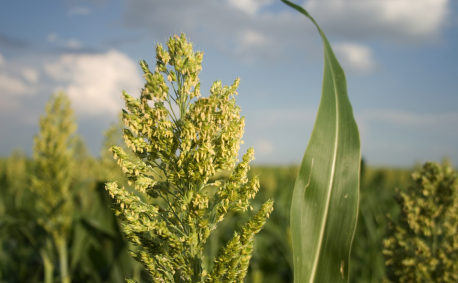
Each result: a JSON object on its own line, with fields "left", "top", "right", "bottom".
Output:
{"left": 0, "top": 149, "right": 414, "bottom": 283}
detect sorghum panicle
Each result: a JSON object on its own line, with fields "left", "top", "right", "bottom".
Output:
{"left": 105, "top": 33, "right": 273, "bottom": 283}
{"left": 383, "top": 162, "right": 458, "bottom": 282}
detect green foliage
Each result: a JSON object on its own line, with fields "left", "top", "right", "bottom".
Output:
{"left": 350, "top": 161, "right": 411, "bottom": 283}
{"left": 281, "top": 1, "right": 360, "bottom": 282}
{"left": 105, "top": 33, "right": 273, "bottom": 283}
{"left": 203, "top": 164, "right": 413, "bottom": 283}
{"left": 0, "top": 150, "right": 43, "bottom": 282}
{"left": 250, "top": 166, "right": 297, "bottom": 281}
{"left": 383, "top": 162, "right": 458, "bottom": 282}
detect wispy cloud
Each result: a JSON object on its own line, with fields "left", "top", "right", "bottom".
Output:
{"left": 304, "top": 0, "right": 450, "bottom": 43}
{"left": 21, "top": 68, "right": 39, "bottom": 83}
{"left": 122, "top": 0, "right": 450, "bottom": 66}
{"left": 0, "top": 73, "right": 31, "bottom": 96}
{"left": 333, "top": 43, "right": 376, "bottom": 74}
{"left": 226, "top": 0, "right": 274, "bottom": 16}
{"left": 0, "top": 54, "right": 36, "bottom": 98}
{"left": 0, "top": 54, "right": 37, "bottom": 114}
{"left": 66, "top": 39, "right": 83, "bottom": 49}
{"left": 122, "top": 0, "right": 316, "bottom": 65}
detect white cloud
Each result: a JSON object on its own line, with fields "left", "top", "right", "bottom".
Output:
{"left": 0, "top": 65, "right": 35, "bottom": 114}
{"left": 304, "top": 0, "right": 450, "bottom": 42}
{"left": 234, "top": 29, "right": 270, "bottom": 63}
{"left": 240, "top": 29, "right": 267, "bottom": 47}
{"left": 0, "top": 50, "right": 145, "bottom": 156}
{"left": 122, "top": 0, "right": 449, "bottom": 67}
{"left": 333, "top": 43, "right": 375, "bottom": 73}
{"left": 122, "top": 0, "right": 312, "bottom": 65}
{"left": 0, "top": 73, "right": 30, "bottom": 96}
{"left": 227, "top": 0, "right": 273, "bottom": 16}
{"left": 0, "top": 54, "right": 34, "bottom": 97}
{"left": 66, "top": 39, "right": 82, "bottom": 49}
{"left": 0, "top": 50, "right": 142, "bottom": 117}
{"left": 22, "top": 68, "right": 39, "bottom": 83}
{"left": 44, "top": 50, "right": 143, "bottom": 116}
{"left": 68, "top": 6, "right": 91, "bottom": 16}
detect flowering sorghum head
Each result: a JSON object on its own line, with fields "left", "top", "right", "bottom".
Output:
{"left": 383, "top": 162, "right": 458, "bottom": 282}
{"left": 105, "top": 33, "right": 273, "bottom": 283}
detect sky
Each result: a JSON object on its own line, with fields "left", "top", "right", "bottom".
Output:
{"left": 0, "top": 0, "right": 457, "bottom": 167}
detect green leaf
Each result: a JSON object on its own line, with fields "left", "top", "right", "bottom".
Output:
{"left": 282, "top": 1, "right": 361, "bottom": 282}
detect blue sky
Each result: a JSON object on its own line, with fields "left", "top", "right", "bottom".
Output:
{"left": 0, "top": 0, "right": 457, "bottom": 167}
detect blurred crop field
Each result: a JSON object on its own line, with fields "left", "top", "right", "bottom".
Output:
{"left": 0, "top": 143, "right": 415, "bottom": 282}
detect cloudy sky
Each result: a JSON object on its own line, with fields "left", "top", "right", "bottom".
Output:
{"left": 1, "top": 0, "right": 457, "bottom": 167}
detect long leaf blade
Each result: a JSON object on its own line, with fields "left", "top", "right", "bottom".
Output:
{"left": 282, "top": 1, "right": 361, "bottom": 282}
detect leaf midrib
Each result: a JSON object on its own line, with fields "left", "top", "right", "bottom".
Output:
{"left": 308, "top": 44, "right": 340, "bottom": 283}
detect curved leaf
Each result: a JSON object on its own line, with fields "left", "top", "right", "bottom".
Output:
{"left": 282, "top": 1, "right": 361, "bottom": 282}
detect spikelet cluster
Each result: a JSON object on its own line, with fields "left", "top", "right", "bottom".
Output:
{"left": 383, "top": 162, "right": 458, "bottom": 282}
{"left": 105, "top": 33, "right": 273, "bottom": 283}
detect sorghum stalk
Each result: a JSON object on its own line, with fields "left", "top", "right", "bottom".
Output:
{"left": 105, "top": 33, "right": 273, "bottom": 283}
{"left": 39, "top": 244, "right": 54, "bottom": 283}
